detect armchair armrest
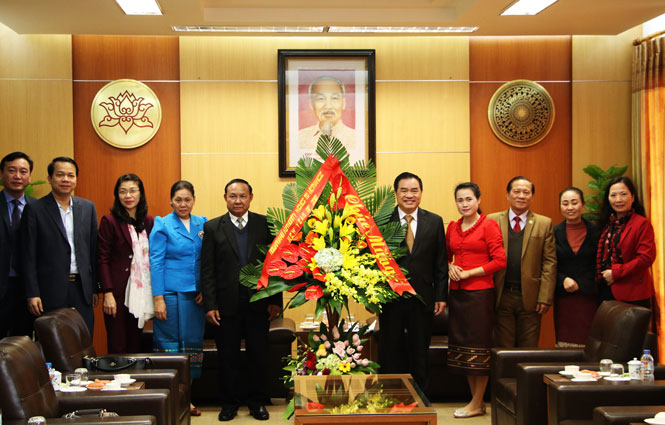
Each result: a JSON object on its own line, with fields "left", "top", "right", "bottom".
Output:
{"left": 516, "top": 362, "right": 600, "bottom": 425}
{"left": 4, "top": 417, "right": 156, "bottom": 425}
{"left": 57, "top": 389, "right": 171, "bottom": 425}
{"left": 593, "top": 405, "right": 665, "bottom": 425}
{"left": 269, "top": 317, "right": 296, "bottom": 343}
{"left": 549, "top": 381, "right": 665, "bottom": 423}
{"left": 491, "top": 348, "right": 584, "bottom": 380}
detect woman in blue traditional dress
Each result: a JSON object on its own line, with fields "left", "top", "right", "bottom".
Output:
{"left": 150, "top": 180, "right": 207, "bottom": 416}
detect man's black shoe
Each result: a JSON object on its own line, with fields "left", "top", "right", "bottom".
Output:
{"left": 249, "top": 405, "right": 269, "bottom": 421}
{"left": 218, "top": 408, "right": 237, "bottom": 421}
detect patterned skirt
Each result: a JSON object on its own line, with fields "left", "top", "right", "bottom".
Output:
{"left": 447, "top": 288, "right": 494, "bottom": 376}
{"left": 153, "top": 291, "right": 205, "bottom": 379}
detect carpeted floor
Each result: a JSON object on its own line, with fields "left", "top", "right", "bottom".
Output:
{"left": 191, "top": 399, "right": 491, "bottom": 424}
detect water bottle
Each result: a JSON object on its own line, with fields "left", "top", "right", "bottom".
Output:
{"left": 46, "top": 362, "right": 54, "bottom": 383}
{"left": 641, "top": 349, "right": 655, "bottom": 381}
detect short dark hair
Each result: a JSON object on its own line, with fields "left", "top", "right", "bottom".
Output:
{"left": 506, "top": 176, "right": 535, "bottom": 194}
{"left": 170, "top": 180, "right": 195, "bottom": 198}
{"left": 454, "top": 182, "right": 482, "bottom": 214}
{"left": 558, "top": 186, "right": 585, "bottom": 204}
{"left": 225, "top": 178, "right": 253, "bottom": 195}
{"left": 47, "top": 156, "right": 79, "bottom": 177}
{"left": 111, "top": 174, "right": 148, "bottom": 232}
{"left": 599, "top": 176, "right": 646, "bottom": 227}
{"left": 1, "top": 152, "right": 34, "bottom": 172}
{"left": 393, "top": 172, "right": 423, "bottom": 192}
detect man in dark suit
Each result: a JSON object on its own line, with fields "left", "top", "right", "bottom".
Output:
{"left": 379, "top": 172, "right": 448, "bottom": 393}
{"left": 0, "top": 152, "right": 36, "bottom": 337}
{"left": 201, "top": 178, "right": 282, "bottom": 422}
{"left": 21, "top": 157, "right": 99, "bottom": 335}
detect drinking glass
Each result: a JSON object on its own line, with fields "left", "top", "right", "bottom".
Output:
{"left": 599, "top": 359, "right": 613, "bottom": 374}
{"left": 74, "top": 367, "right": 89, "bottom": 382}
{"left": 610, "top": 363, "right": 624, "bottom": 376}
{"left": 65, "top": 373, "right": 81, "bottom": 387}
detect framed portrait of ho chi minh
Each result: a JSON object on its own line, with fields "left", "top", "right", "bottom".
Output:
{"left": 278, "top": 49, "right": 376, "bottom": 177}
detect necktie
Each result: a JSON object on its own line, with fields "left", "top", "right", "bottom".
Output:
{"left": 236, "top": 217, "right": 244, "bottom": 230}
{"left": 513, "top": 216, "right": 521, "bottom": 232}
{"left": 11, "top": 199, "right": 21, "bottom": 231}
{"left": 404, "top": 215, "right": 414, "bottom": 253}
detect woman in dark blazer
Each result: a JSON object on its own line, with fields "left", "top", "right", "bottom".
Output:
{"left": 553, "top": 187, "right": 599, "bottom": 346}
{"left": 597, "top": 176, "right": 656, "bottom": 308}
{"left": 98, "top": 174, "right": 153, "bottom": 353}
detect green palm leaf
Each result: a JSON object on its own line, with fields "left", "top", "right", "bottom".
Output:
{"left": 295, "top": 157, "right": 321, "bottom": 197}
{"left": 314, "top": 135, "right": 350, "bottom": 169}
{"left": 266, "top": 207, "right": 290, "bottom": 235}
{"left": 282, "top": 182, "right": 299, "bottom": 211}
{"left": 379, "top": 221, "right": 407, "bottom": 249}
{"left": 369, "top": 186, "right": 396, "bottom": 226}
{"left": 346, "top": 161, "right": 376, "bottom": 201}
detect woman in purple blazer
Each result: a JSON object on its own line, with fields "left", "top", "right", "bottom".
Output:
{"left": 98, "top": 174, "right": 154, "bottom": 353}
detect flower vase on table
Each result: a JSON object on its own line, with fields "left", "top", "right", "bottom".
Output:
{"left": 239, "top": 136, "right": 420, "bottom": 419}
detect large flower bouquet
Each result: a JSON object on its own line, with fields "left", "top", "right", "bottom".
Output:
{"left": 240, "top": 137, "right": 415, "bottom": 320}
{"left": 239, "top": 137, "right": 417, "bottom": 419}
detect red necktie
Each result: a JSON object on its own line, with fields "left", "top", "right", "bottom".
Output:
{"left": 513, "top": 216, "right": 521, "bottom": 232}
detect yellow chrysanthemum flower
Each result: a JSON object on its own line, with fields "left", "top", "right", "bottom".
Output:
{"left": 339, "top": 362, "right": 351, "bottom": 373}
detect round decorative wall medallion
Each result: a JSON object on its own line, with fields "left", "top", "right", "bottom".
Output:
{"left": 90, "top": 79, "right": 162, "bottom": 149}
{"left": 488, "top": 79, "right": 555, "bottom": 148}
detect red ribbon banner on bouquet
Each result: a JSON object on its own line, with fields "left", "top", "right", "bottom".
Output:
{"left": 257, "top": 155, "right": 414, "bottom": 295}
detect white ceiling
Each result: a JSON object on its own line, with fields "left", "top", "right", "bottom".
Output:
{"left": 0, "top": 0, "right": 663, "bottom": 36}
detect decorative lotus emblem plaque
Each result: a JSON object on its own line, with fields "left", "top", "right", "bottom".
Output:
{"left": 488, "top": 79, "right": 555, "bottom": 148}
{"left": 91, "top": 79, "right": 162, "bottom": 149}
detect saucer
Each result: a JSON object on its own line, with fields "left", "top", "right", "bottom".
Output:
{"left": 604, "top": 376, "right": 631, "bottom": 381}
{"left": 571, "top": 376, "right": 599, "bottom": 382}
{"left": 60, "top": 386, "right": 86, "bottom": 392}
{"left": 598, "top": 372, "right": 611, "bottom": 376}
{"left": 117, "top": 378, "right": 136, "bottom": 387}
{"left": 644, "top": 418, "right": 665, "bottom": 424}
{"left": 559, "top": 371, "right": 575, "bottom": 377}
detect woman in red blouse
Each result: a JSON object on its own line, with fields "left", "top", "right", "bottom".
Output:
{"left": 446, "top": 182, "right": 506, "bottom": 419}
{"left": 597, "top": 176, "right": 656, "bottom": 308}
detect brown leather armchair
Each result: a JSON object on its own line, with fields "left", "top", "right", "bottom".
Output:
{"left": 491, "top": 300, "right": 652, "bottom": 425}
{"left": 33, "top": 308, "right": 190, "bottom": 425}
{"left": 547, "top": 379, "right": 665, "bottom": 425}
{"left": 0, "top": 336, "right": 165, "bottom": 425}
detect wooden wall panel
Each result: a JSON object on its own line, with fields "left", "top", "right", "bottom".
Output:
{"left": 470, "top": 37, "right": 572, "bottom": 347}
{"left": 72, "top": 35, "right": 180, "bottom": 353}
{"left": 0, "top": 24, "right": 72, "bottom": 198}
{"left": 571, "top": 29, "right": 637, "bottom": 191}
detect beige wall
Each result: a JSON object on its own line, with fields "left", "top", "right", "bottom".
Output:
{"left": 571, "top": 27, "right": 640, "bottom": 193}
{"left": 179, "top": 36, "right": 470, "bottom": 323}
{"left": 0, "top": 23, "right": 72, "bottom": 197}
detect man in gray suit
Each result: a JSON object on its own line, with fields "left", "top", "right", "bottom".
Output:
{"left": 21, "top": 157, "right": 99, "bottom": 335}
{"left": 0, "top": 152, "right": 36, "bottom": 337}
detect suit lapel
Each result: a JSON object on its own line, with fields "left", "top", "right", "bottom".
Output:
{"left": 522, "top": 211, "right": 535, "bottom": 259}
{"left": 499, "top": 210, "right": 509, "bottom": 252}
{"left": 222, "top": 213, "right": 240, "bottom": 259}
{"left": 119, "top": 217, "right": 132, "bottom": 245}
{"left": 45, "top": 193, "right": 68, "bottom": 242}
{"left": 172, "top": 212, "right": 194, "bottom": 240}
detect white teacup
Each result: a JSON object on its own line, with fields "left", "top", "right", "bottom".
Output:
{"left": 564, "top": 365, "right": 579, "bottom": 374}
{"left": 114, "top": 373, "right": 131, "bottom": 382}
{"left": 654, "top": 412, "right": 665, "bottom": 421}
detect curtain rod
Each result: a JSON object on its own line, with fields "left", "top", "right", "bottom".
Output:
{"left": 634, "top": 29, "right": 665, "bottom": 46}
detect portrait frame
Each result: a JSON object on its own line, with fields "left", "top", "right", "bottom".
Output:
{"left": 278, "top": 49, "right": 376, "bottom": 177}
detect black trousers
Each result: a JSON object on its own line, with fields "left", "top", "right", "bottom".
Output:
{"left": 378, "top": 297, "right": 433, "bottom": 392}
{"left": 1, "top": 276, "right": 34, "bottom": 337}
{"left": 215, "top": 300, "right": 270, "bottom": 410}
{"left": 46, "top": 275, "right": 94, "bottom": 336}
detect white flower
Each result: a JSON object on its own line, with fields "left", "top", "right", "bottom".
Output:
{"left": 314, "top": 248, "right": 344, "bottom": 273}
